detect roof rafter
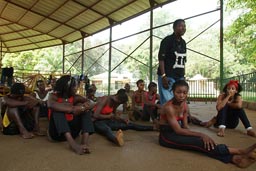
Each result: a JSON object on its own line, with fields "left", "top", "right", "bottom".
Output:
{"left": 0, "top": 0, "right": 176, "bottom": 53}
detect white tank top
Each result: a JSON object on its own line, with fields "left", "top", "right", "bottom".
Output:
{"left": 34, "top": 91, "right": 50, "bottom": 101}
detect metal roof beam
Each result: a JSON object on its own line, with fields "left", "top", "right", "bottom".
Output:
{"left": 5, "top": 0, "right": 88, "bottom": 40}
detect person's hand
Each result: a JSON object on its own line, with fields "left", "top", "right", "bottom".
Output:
{"left": 115, "top": 116, "right": 129, "bottom": 124}
{"left": 227, "top": 89, "right": 236, "bottom": 97}
{"left": 72, "top": 105, "right": 85, "bottom": 115}
{"left": 162, "top": 76, "right": 169, "bottom": 89}
{"left": 230, "top": 90, "right": 236, "bottom": 97}
{"left": 0, "top": 97, "right": 5, "bottom": 105}
{"left": 155, "top": 104, "right": 162, "bottom": 109}
{"left": 121, "top": 118, "right": 129, "bottom": 124}
{"left": 26, "top": 97, "right": 39, "bottom": 108}
{"left": 83, "top": 101, "right": 91, "bottom": 110}
{"left": 200, "top": 134, "right": 216, "bottom": 151}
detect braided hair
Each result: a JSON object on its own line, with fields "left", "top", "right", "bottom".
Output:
{"left": 54, "top": 75, "right": 77, "bottom": 97}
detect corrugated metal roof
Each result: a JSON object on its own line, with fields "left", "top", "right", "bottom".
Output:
{"left": 0, "top": 0, "right": 176, "bottom": 53}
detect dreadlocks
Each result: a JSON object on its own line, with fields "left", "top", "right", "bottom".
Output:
{"left": 54, "top": 75, "right": 77, "bottom": 97}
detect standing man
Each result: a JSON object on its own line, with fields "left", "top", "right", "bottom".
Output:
{"left": 157, "top": 19, "right": 187, "bottom": 105}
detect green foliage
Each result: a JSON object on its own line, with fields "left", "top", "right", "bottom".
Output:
{"left": 2, "top": 1, "right": 256, "bottom": 81}
{"left": 2, "top": 46, "right": 63, "bottom": 73}
{"left": 225, "top": 0, "right": 256, "bottom": 67}
{"left": 3, "top": 51, "right": 38, "bottom": 71}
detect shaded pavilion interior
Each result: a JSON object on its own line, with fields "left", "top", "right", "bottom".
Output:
{"left": 0, "top": 0, "right": 225, "bottom": 94}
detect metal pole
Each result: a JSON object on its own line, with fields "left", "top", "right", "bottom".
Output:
{"left": 220, "top": 0, "right": 224, "bottom": 89}
{"left": 81, "top": 33, "right": 85, "bottom": 74}
{"left": 62, "top": 43, "right": 65, "bottom": 74}
{"left": 0, "top": 40, "right": 2, "bottom": 70}
{"left": 108, "top": 27, "right": 112, "bottom": 95}
{"left": 149, "top": 6, "right": 153, "bottom": 82}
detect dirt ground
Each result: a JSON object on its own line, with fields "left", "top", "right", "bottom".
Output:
{"left": 0, "top": 101, "right": 256, "bottom": 171}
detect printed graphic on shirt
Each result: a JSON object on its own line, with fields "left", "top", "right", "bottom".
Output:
{"left": 173, "top": 52, "right": 186, "bottom": 69}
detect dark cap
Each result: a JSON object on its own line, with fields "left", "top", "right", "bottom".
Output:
{"left": 10, "top": 83, "right": 25, "bottom": 95}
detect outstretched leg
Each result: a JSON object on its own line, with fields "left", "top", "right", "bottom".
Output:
{"left": 115, "top": 129, "right": 124, "bottom": 146}
{"left": 94, "top": 120, "right": 121, "bottom": 146}
{"left": 200, "top": 116, "right": 217, "bottom": 128}
{"left": 229, "top": 143, "right": 256, "bottom": 168}
{"left": 232, "top": 150, "right": 256, "bottom": 168}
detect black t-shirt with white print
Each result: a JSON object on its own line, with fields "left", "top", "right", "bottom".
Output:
{"left": 157, "top": 33, "right": 186, "bottom": 79}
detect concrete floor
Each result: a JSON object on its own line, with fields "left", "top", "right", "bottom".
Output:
{"left": 0, "top": 102, "right": 256, "bottom": 171}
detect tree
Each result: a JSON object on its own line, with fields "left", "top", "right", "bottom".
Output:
{"left": 2, "top": 51, "right": 39, "bottom": 71}
{"left": 225, "top": 0, "right": 256, "bottom": 68}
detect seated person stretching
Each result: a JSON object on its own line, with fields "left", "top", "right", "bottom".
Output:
{"left": 159, "top": 80, "right": 256, "bottom": 168}
{"left": 93, "top": 89, "right": 154, "bottom": 146}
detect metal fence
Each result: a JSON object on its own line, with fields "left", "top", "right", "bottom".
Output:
{"left": 94, "top": 72, "right": 256, "bottom": 103}
{"left": 187, "top": 78, "right": 219, "bottom": 102}
{"left": 187, "top": 72, "right": 256, "bottom": 102}
{"left": 222, "top": 72, "right": 256, "bottom": 102}
{"left": 7, "top": 70, "right": 256, "bottom": 103}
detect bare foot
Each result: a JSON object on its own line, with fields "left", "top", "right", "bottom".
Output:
{"left": 20, "top": 131, "right": 34, "bottom": 139}
{"left": 81, "top": 132, "right": 90, "bottom": 146}
{"left": 46, "top": 129, "right": 54, "bottom": 142}
{"left": 33, "top": 129, "right": 46, "bottom": 136}
{"left": 239, "top": 143, "right": 256, "bottom": 154}
{"left": 217, "top": 128, "right": 225, "bottom": 137}
{"left": 115, "top": 129, "right": 124, "bottom": 146}
{"left": 233, "top": 149, "right": 256, "bottom": 168}
{"left": 81, "top": 133, "right": 90, "bottom": 153}
{"left": 200, "top": 117, "right": 217, "bottom": 128}
{"left": 70, "top": 143, "right": 90, "bottom": 155}
{"left": 80, "top": 144, "right": 90, "bottom": 154}
{"left": 199, "top": 121, "right": 208, "bottom": 127}
{"left": 247, "top": 130, "right": 256, "bottom": 137}
{"left": 190, "top": 116, "right": 202, "bottom": 125}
